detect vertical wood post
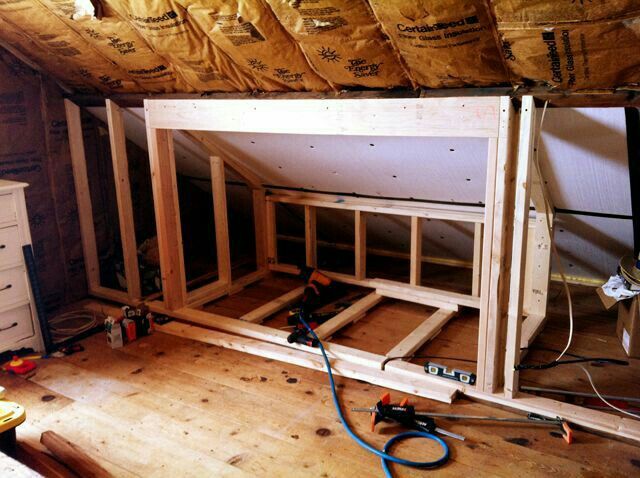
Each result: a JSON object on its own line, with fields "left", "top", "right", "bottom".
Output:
{"left": 355, "top": 211, "right": 367, "bottom": 280}
{"left": 476, "top": 96, "right": 518, "bottom": 393}
{"left": 211, "top": 156, "right": 232, "bottom": 287}
{"left": 304, "top": 205, "right": 317, "bottom": 267}
{"left": 64, "top": 99, "right": 100, "bottom": 292}
{"left": 504, "top": 96, "right": 536, "bottom": 397}
{"left": 105, "top": 100, "right": 142, "bottom": 301}
{"left": 252, "top": 189, "right": 268, "bottom": 271}
{"left": 265, "top": 201, "right": 277, "bottom": 265}
{"left": 472, "top": 223, "right": 483, "bottom": 297}
{"left": 145, "top": 117, "right": 186, "bottom": 310}
{"left": 410, "top": 216, "right": 423, "bottom": 286}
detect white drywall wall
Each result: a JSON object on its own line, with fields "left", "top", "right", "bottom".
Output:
{"left": 86, "top": 105, "right": 634, "bottom": 283}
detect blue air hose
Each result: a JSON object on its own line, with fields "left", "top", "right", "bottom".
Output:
{"left": 298, "top": 314, "right": 449, "bottom": 477}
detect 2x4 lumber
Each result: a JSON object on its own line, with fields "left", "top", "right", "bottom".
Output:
{"left": 265, "top": 200, "right": 277, "bottom": 265}
{"left": 239, "top": 286, "right": 305, "bottom": 323}
{"left": 40, "top": 431, "right": 110, "bottom": 478}
{"left": 90, "top": 286, "right": 131, "bottom": 306}
{"left": 410, "top": 217, "right": 423, "bottom": 286}
{"left": 304, "top": 205, "right": 317, "bottom": 267}
{"left": 252, "top": 189, "right": 268, "bottom": 270}
{"left": 313, "top": 292, "right": 384, "bottom": 340}
{"left": 186, "top": 281, "right": 228, "bottom": 309}
{"left": 269, "top": 265, "right": 475, "bottom": 310}
{"left": 144, "top": 98, "right": 502, "bottom": 138}
{"left": 159, "top": 321, "right": 458, "bottom": 403}
{"left": 476, "top": 96, "right": 517, "bottom": 393}
{"left": 182, "top": 130, "right": 262, "bottom": 188}
{"left": 504, "top": 96, "right": 535, "bottom": 397}
{"left": 145, "top": 125, "right": 186, "bottom": 310}
{"left": 465, "top": 389, "right": 640, "bottom": 444}
{"left": 267, "top": 194, "right": 483, "bottom": 223}
{"left": 64, "top": 99, "right": 100, "bottom": 291}
{"left": 519, "top": 314, "right": 548, "bottom": 352}
{"left": 354, "top": 211, "right": 366, "bottom": 280}
{"left": 472, "top": 223, "right": 483, "bottom": 297}
{"left": 211, "top": 156, "right": 232, "bottom": 287}
{"left": 105, "top": 100, "right": 141, "bottom": 301}
{"left": 385, "top": 308, "right": 457, "bottom": 360}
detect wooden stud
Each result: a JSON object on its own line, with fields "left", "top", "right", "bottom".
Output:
{"left": 211, "top": 156, "right": 232, "bottom": 287}
{"left": 145, "top": 121, "right": 186, "bottom": 310}
{"left": 410, "top": 216, "right": 423, "bottom": 286}
{"left": 314, "top": 293, "right": 384, "bottom": 340}
{"left": 144, "top": 97, "right": 502, "bottom": 138}
{"left": 268, "top": 193, "right": 483, "bottom": 223}
{"left": 472, "top": 223, "right": 483, "bottom": 297}
{"left": 253, "top": 189, "right": 268, "bottom": 270}
{"left": 64, "top": 99, "right": 100, "bottom": 292}
{"left": 105, "top": 100, "right": 142, "bottom": 301}
{"left": 504, "top": 96, "right": 535, "bottom": 397}
{"left": 239, "top": 286, "right": 306, "bottom": 323}
{"left": 41, "top": 431, "right": 110, "bottom": 478}
{"left": 477, "top": 96, "right": 517, "bottom": 393}
{"left": 386, "top": 308, "right": 457, "bottom": 360}
{"left": 304, "top": 205, "right": 317, "bottom": 267}
{"left": 265, "top": 200, "right": 277, "bottom": 265}
{"left": 354, "top": 211, "right": 367, "bottom": 280}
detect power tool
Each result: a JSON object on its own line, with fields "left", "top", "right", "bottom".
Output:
{"left": 286, "top": 266, "right": 343, "bottom": 347}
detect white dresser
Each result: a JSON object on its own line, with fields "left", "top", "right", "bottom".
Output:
{"left": 0, "top": 180, "right": 44, "bottom": 354}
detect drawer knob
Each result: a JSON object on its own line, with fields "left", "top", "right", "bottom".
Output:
{"left": 0, "top": 322, "right": 17, "bottom": 332}
{"left": 0, "top": 284, "right": 12, "bottom": 292}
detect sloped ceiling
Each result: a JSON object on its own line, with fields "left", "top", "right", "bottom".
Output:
{"left": 87, "top": 106, "right": 633, "bottom": 283}
{"left": 2, "top": 1, "right": 640, "bottom": 94}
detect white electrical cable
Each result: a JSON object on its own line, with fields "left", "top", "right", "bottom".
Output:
{"left": 579, "top": 366, "right": 640, "bottom": 419}
{"left": 533, "top": 100, "right": 574, "bottom": 362}
{"left": 48, "top": 309, "right": 102, "bottom": 343}
{"left": 535, "top": 103, "right": 639, "bottom": 420}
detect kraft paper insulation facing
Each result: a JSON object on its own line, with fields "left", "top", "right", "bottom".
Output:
{"left": 0, "top": 1, "right": 639, "bottom": 93}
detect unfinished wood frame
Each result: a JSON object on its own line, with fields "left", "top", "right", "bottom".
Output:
{"left": 65, "top": 99, "right": 135, "bottom": 304}
{"left": 139, "top": 97, "right": 639, "bottom": 442}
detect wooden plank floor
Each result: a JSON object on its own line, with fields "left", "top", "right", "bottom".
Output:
{"left": 1, "top": 307, "right": 640, "bottom": 476}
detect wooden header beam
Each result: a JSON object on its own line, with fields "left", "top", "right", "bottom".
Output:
{"left": 144, "top": 97, "right": 502, "bottom": 138}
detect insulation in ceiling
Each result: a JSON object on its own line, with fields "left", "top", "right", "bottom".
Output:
{"left": 1, "top": 0, "right": 639, "bottom": 93}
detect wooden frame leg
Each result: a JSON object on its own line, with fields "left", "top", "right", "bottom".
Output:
{"left": 355, "top": 210, "right": 367, "bottom": 280}
{"left": 105, "top": 100, "right": 142, "bottom": 301}
{"left": 64, "top": 99, "right": 100, "bottom": 292}
{"left": 504, "top": 96, "right": 535, "bottom": 397}
{"left": 211, "top": 156, "right": 232, "bottom": 288}
{"left": 410, "top": 217, "right": 423, "bottom": 286}
{"left": 304, "top": 205, "right": 317, "bottom": 267}
{"left": 145, "top": 125, "right": 186, "bottom": 310}
{"left": 472, "top": 223, "right": 483, "bottom": 297}
{"left": 476, "top": 97, "right": 518, "bottom": 393}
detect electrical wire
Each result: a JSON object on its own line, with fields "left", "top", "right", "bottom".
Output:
{"left": 298, "top": 314, "right": 449, "bottom": 476}
{"left": 579, "top": 365, "right": 640, "bottom": 419}
{"left": 533, "top": 100, "right": 575, "bottom": 363}
{"left": 48, "top": 309, "right": 103, "bottom": 343}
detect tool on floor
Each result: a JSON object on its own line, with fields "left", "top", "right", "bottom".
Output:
{"left": 286, "top": 267, "right": 343, "bottom": 346}
{"left": 296, "top": 313, "right": 450, "bottom": 477}
{"left": 353, "top": 397, "right": 574, "bottom": 444}
{"left": 425, "top": 362, "right": 476, "bottom": 385}
{"left": 352, "top": 392, "right": 465, "bottom": 441}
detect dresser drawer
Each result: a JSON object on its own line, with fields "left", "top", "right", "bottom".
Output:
{"left": 0, "top": 226, "right": 21, "bottom": 269}
{"left": 0, "top": 304, "right": 35, "bottom": 349}
{"left": 0, "top": 266, "right": 29, "bottom": 309}
{"left": 0, "top": 194, "right": 16, "bottom": 224}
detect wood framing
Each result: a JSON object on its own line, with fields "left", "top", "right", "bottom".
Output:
{"left": 211, "top": 156, "right": 231, "bottom": 288}
{"left": 136, "top": 95, "right": 639, "bottom": 443}
{"left": 385, "top": 308, "right": 457, "bottom": 360}
{"left": 105, "top": 100, "right": 142, "bottom": 301}
{"left": 66, "top": 99, "right": 141, "bottom": 304}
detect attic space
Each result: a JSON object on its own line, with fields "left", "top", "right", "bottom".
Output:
{"left": 1, "top": 2, "right": 640, "bottom": 477}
